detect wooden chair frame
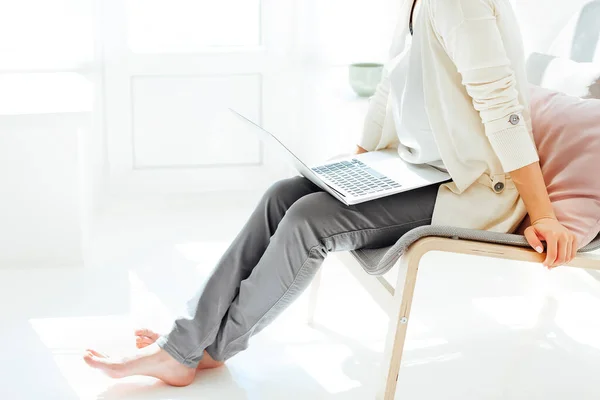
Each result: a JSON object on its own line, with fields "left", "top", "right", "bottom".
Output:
{"left": 307, "top": 237, "right": 600, "bottom": 400}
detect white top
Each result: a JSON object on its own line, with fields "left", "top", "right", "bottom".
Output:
{"left": 357, "top": 0, "right": 539, "bottom": 232}
{"left": 387, "top": 3, "right": 445, "bottom": 170}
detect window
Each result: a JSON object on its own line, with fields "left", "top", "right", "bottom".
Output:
{"left": 126, "top": 0, "right": 261, "bottom": 53}
{"left": 0, "top": 0, "right": 93, "bottom": 71}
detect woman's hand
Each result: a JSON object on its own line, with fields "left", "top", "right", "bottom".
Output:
{"left": 510, "top": 162, "right": 577, "bottom": 269}
{"left": 355, "top": 145, "right": 369, "bottom": 155}
{"left": 524, "top": 217, "right": 578, "bottom": 269}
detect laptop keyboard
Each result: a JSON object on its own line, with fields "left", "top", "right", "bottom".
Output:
{"left": 312, "top": 159, "right": 401, "bottom": 197}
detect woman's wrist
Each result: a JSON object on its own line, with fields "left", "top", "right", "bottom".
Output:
{"left": 525, "top": 207, "right": 557, "bottom": 226}
{"left": 530, "top": 214, "right": 558, "bottom": 225}
{"left": 510, "top": 162, "right": 558, "bottom": 227}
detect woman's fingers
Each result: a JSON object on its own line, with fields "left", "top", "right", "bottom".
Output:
{"left": 565, "top": 235, "right": 577, "bottom": 265}
{"left": 571, "top": 236, "right": 578, "bottom": 261}
{"left": 553, "top": 234, "right": 570, "bottom": 268}
{"left": 524, "top": 227, "right": 544, "bottom": 254}
{"left": 527, "top": 220, "right": 578, "bottom": 269}
{"left": 544, "top": 234, "right": 558, "bottom": 268}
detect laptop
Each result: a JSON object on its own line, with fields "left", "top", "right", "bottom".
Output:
{"left": 230, "top": 109, "right": 450, "bottom": 206}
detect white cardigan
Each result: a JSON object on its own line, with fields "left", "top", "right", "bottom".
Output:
{"left": 359, "top": 0, "right": 539, "bottom": 232}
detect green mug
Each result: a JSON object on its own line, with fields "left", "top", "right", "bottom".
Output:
{"left": 349, "top": 63, "right": 384, "bottom": 97}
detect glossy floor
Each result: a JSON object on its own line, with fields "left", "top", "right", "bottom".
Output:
{"left": 2, "top": 193, "right": 600, "bottom": 399}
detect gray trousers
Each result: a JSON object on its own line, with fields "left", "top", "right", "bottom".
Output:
{"left": 157, "top": 177, "right": 439, "bottom": 367}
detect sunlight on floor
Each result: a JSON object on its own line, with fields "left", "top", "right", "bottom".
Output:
{"left": 403, "top": 338, "right": 448, "bottom": 351}
{"left": 3, "top": 205, "right": 600, "bottom": 399}
{"left": 402, "top": 352, "right": 463, "bottom": 367}
{"left": 287, "top": 344, "right": 362, "bottom": 394}
{"left": 174, "top": 241, "right": 230, "bottom": 264}
{"left": 128, "top": 270, "right": 173, "bottom": 331}
{"left": 556, "top": 292, "right": 600, "bottom": 350}
{"left": 29, "top": 315, "right": 135, "bottom": 400}
{"left": 472, "top": 295, "right": 543, "bottom": 329}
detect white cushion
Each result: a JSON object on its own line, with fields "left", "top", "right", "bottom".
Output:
{"left": 527, "top": 54, "right": 600, "bottom": 97}
{"left": 543, "top": 58, "right": 600, "bottom": 97}
{"left": 514, "top": 0, "right": 594, "bottom": 55}
{"left": 525, "top": 0, "right": 600, "bottom": 97}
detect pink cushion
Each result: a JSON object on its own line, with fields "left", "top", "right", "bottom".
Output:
{"left": 517, "top": 86, "right": 600, "bottom": 248}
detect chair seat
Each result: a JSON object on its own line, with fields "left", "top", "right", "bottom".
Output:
{"left": 351, "top": 226, "right": 600, "bottom": 276}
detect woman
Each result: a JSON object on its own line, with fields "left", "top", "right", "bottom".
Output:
{"left": 84, "top": 0, "right": 578, "bottom": 385}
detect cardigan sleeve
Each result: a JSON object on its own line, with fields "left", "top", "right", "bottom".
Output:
{"left": 431, "top": 0, "right": 539, "bottom": 172}
{"left": 357, "top": 69, "right": 391, "bottom": 151}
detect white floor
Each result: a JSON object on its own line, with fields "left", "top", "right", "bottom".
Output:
{"left": 2, "top": 192, "right": 600, "bottom": 399}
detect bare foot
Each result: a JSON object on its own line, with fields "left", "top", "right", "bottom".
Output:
{"left": 195, "top": 351, "right": 225, "bottom": 371}
{"left": 83, "top": 343, "right": 196, "bottom": 386}
{"left": 134, "top": 328, "right": 224, "bottom": 371}
{"left": 134, "top": 328, "right": 160, "bottom": 349}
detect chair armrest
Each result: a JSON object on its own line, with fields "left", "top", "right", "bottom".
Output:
{"left": 364, "top": 226, "right": 600, "bottom": 276}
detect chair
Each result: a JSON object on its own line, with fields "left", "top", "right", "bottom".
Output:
{"left": 306, "top": 226, "right": 600, "bottom": 400}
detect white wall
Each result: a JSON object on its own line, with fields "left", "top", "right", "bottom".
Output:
{"left": 0, "top": 0, "right": 100, "bottom": 269}
{"left": 0, "top": 0, "right": 594, "bottom": 270}
{"left": 0, "top": 113, "right": 92, "bottom": 268}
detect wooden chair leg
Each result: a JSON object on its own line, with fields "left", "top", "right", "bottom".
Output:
{"left": 377, "top": 244, "right": 426, "bottom": 400}
{"left": 307, "top": 267, "right": 324, "bottom": 325}
{"left": 372, "top": 236, "right": 600, "bottom": 399}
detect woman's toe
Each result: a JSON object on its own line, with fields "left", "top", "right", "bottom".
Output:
{"left": 134, "top": 328, "right": 160, "bottom": 341}
{"left": 135, "top": 336, "right": 155, "bottom": 349}
{"left": 86, "top": 349, "right": 108, "bottom": 358}
{"left": 83, "top": 351, "right": 103, "bottom": 368}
